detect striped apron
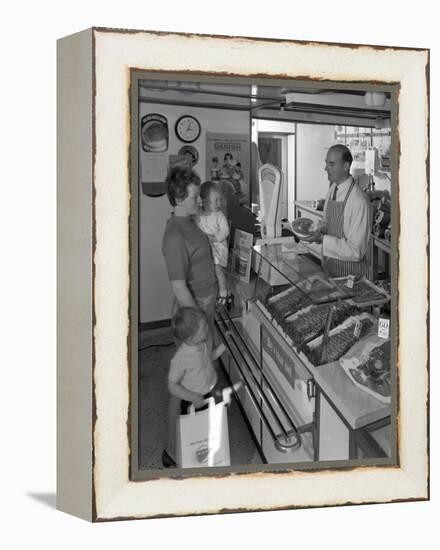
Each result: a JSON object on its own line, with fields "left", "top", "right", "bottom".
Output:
{"left": 322, "top": 181, "right": 370, "bottom": 278}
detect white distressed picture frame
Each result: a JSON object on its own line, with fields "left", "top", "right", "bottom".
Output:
{"left": 57, "top": 27, "right": 429, "bottom": 522}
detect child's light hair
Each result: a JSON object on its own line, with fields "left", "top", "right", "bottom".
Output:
{"left": 172, "top": 307, "right": 206, "bottom": 342}
{"left": 200, "top": 180, "right": 223, "bottom": 210}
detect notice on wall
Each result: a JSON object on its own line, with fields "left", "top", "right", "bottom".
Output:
{"left": 141, "top": 152, "right": 169, "bottom": 182}
{"left": 206, "top": 132, "right": 250, "bottom": 199}
{"left": 140, "top": 152, "right": 169, "bottom": 196}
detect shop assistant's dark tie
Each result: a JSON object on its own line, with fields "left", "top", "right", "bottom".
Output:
{"left": 332, "top": 185, "right": 338, "bottom": 200}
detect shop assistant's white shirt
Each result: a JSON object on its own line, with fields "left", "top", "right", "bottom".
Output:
{"left": 322, "top": 176, "right": 371, "bottom": 261}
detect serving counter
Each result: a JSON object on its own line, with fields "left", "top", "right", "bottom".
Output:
{"left": 216, "top": 239, "right": 393, "bottom": 464}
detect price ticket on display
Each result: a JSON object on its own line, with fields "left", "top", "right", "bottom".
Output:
{"left": 353, "top": 320, "right": 362, "bottom": 338}
{"left": 378, "top": 317, "right": 390, "bottom": 339}
{"left": 346, "top": 275, "right": 355, "bottom": 289}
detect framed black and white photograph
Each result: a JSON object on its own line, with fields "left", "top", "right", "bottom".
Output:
{"left": 134, "top": 71, "right": 397, "bottom": 474}
{"left": 57, "top": 27, "right": 429, "bottom": 522}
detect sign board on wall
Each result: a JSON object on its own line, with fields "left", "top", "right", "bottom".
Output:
{"left": 206, "top": 132, "right": 250, "bottom": 199}
{"left": 230, "top": 229, "right": 253, "bottom": 283}
{"left": 141, "top": 113, "right": 169, "bottom": 152}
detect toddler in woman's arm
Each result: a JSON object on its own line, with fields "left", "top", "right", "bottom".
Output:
{"left": 197, "top": 181, "right": 233, "bottom": 309}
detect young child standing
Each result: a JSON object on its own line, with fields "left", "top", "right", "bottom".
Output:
{"left": 197, "top": 181, "right": 233, "bottom": 308}
{"left": 162, "top": 307, "right": 226, "bottom": 468}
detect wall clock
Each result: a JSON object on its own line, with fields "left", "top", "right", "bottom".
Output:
{"left": 175, "top": 115, "right": 201, "bottom": 143}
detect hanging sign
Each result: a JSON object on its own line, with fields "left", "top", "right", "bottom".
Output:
{"left": 141, "top": 113, "right": 169, "bottom": 152}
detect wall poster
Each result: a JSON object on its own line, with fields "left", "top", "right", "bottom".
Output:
{"left": 206, "top": 132, "right": 250, "bottom": 200}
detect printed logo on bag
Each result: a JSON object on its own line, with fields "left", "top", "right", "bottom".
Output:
{"left": 195, "top": 444, "right": 209, "bottom": 464}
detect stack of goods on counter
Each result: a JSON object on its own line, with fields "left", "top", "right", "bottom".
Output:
{"left": 332, "top": 277, "right": 390, "bottom": 306}
{"left": 264, "top": 286, "right": 312, "bottom": 323}
{"left": 282, "top": 302, "right": 358, "bottom": 349}
{"left": 302, "top": 315, "right": 375, "bottom": 367}
{"left": 372, "top": 195, "right": 391, "bottom": 240}
{"left": 340, "top": 338, "right": 391, "bottom": 402}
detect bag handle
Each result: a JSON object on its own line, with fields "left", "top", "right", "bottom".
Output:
{"left": 187, "top": 396, "right": 216, "bottom": 415}
{"left": 186, "top": 382, "right": 242, "bottom": 414}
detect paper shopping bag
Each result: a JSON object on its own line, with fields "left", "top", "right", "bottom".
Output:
{"left": 176, "top": 397, "right": 230, "bottom": 468}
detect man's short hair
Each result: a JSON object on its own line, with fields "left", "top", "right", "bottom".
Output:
{"left": 172, "top": 307, "right": 205, "bottom": 342}
{"left": 166, "top": 166, "right": 201, "bottom": 207}
{"left": 329, "top": 144, "right": 353, "bottom": 166}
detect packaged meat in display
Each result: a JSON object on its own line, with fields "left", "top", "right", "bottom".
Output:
{"left": 281, "top": 301, "right": 359, "bottom": 349}
{"left": 376, "top": 279, "right": 391, "bottom": 295}
{"left": 262, "top": 273, "right": 341, "bottom": 321}
{"left": 302, "top": 313, "right": 375, "bottom": 367}
{"left": 332, "top": 276, "right": 390, "bottom": 307}
{"left": 264, "top": 286, "right": 312, "bottom": 321}
{"left": 340, "top": 338, "right": 391, "bottom": 403}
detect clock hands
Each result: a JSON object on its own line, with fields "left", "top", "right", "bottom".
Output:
{"left": 176, "top": 116, "right": 200, "bottom": 142}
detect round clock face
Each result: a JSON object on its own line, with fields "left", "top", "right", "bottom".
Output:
{"left": 175, "top": 115, "right": 201, "bottom": 143}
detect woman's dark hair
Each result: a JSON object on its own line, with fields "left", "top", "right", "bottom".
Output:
{"left": 172, "top": 307, "right": 206, "bottom": 342}
{"left": 166, "top": 165, "right": 201, "bottom": 207}
{"left": 223, "top": 152, "right": 233, "bottom": 161}
{"left": 200, "top": 180, "right": 222, "bottom": 210}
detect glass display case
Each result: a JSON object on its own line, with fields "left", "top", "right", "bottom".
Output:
{"left": 252, "top": 240, "right": 354, "bottom": 303}
{"left": 215, "top": 239, "right": 392, "bottom": 464}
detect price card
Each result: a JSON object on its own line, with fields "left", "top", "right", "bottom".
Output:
{"left": 346, "top": 274, "right": 355, "bottom": 289}
{"left": 378, "top": 317, "right": 390, "bottom": 339}
{"left": 353, "top": 320, "right": 362, "bottom": 338}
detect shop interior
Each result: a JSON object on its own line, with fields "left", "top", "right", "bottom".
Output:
{"left": 135, "top": 76, "right": 394, "bottom": 472}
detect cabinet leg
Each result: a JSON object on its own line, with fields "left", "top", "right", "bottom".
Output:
{"left": 313, "top": 389, "right": 321, "bottom": 461}
{"left": 349, "top": 431, "right": 358, "bottom": 459}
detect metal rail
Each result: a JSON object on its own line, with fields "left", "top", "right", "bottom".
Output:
{"left": 218, "top": 307, "right": 299, "bottom": 433}
{"left": 216, "top": 310, "right": 312, "bottom": 453}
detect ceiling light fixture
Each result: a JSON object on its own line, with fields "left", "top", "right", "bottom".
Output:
{"left": 365, "top": 91, "right": 387, "bottom": 108}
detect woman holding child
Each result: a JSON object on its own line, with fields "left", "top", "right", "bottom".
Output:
{"left": 162, "top": 166, "right": 218, "bottom": 328}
